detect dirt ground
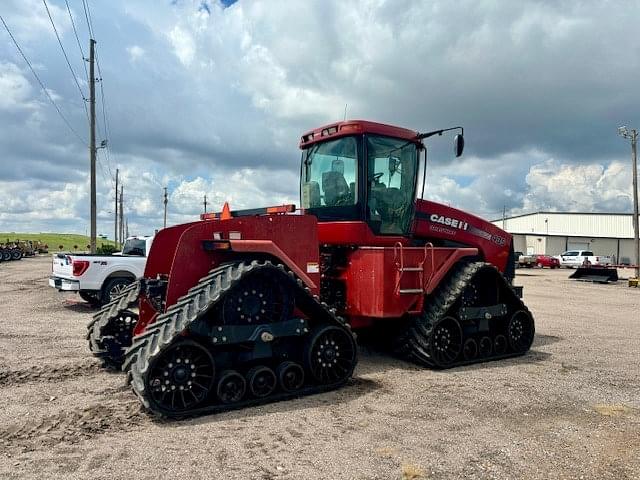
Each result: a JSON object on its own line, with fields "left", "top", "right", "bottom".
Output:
{"left": 0, "top": 256, "right": 638, "bottom": 480}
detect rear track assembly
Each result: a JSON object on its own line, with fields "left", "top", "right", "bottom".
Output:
{"left": 394, "top": 261, "right": 535, "bottom": 368}
{"left": 122, "top": 261, "right": 357, "bottom": 418}
{"left": 87, "top": 281, "right": 141, "bottom": 369}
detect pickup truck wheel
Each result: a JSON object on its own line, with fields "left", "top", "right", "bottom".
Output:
{"left": 101, "top": 278, "right": 134, "bottom": 305}
{"left": 79, "top": 291, "right": 101, "bottom": 306}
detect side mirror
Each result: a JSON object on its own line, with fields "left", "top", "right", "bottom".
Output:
{"left": 454, "top": 134, "right": 464, "bottom": 157}
{"left": 388, "top": 156, "right": 399, "bottom": 175}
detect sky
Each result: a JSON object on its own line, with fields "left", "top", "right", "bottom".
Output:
{"left": 0, "top": 0, "right": 639, "bottom": 237}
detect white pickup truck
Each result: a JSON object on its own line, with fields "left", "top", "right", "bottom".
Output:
{"left": 49, "top": 236, "right": 153, "bottom": 306}
{"left": 556, "top": 250, "right": 613, "bottom": 268}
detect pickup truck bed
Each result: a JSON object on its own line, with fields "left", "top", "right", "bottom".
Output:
{"left": 49, "top": 236, "right": 152, "bottom": 306}
{"left": 556, "top": 250, "right": 613, "bottom": 268}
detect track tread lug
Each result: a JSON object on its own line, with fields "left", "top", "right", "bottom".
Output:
{"left": 393, "top": 261, "right": 534, "bottom": 369}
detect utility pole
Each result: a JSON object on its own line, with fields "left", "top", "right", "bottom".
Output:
{"left": 502, "top": 205, "right": 506, "bottom": 230}
{"left": 203, "top": 194, "right": 207, "bottom": 213}
{"left": 163, "top": 187, "right": 168, "bottom": 228}
{"left": 125, "top": 218, "right": 129, "bottom": 239}
{"left": 119, "top": 185, "right": 124, "bottom": 244}
{"left": 114, "top": 169, "right": 119, "bottom": 249}
{"left": 89, "top": 39, "right": 97, "bottom": 253}
{"left": 618, "top": 126, "right": 640, "bottom": 280}
{"left": 633, "top": 131, "right": 639, "bottom": 279}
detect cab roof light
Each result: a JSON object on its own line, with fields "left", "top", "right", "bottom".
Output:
{"left": 301, "top": 132, "right": 315, "bottom": 143}
{"left": 338, "top": 123, "right": 362, "bottom": 133}
{"left": 266, "top": 204, "right": 296, "bottom": 214}
{"left": 321, "top": 126, "right": 339, "bottom": 136}
{"left": 200, "top": 203, "right": 296, "bottom": 221}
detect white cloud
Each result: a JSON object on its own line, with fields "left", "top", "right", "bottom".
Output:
{"left": 1, "top": 0, "right": 640, "bottom": 235}
{"left": 126, "top": 45, "right": 145, "bottom": 62}
{"left": 523, "top": 159, "right": 632, "bottom": 213}
{"left": 423, "top": 156, "right": 635, "bottom": 221}
{"left": 0, "top": 62, "right": 33, "bottom": 110}
{"left": 168, "top": 25, "right": 196, "bottom": 66}
{"left": 2, "top": 0, "right": 70, "bottom": 41}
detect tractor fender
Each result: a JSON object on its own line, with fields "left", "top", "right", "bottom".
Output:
{"left": 229, "top": 239, "right": 317, "bottom": 290}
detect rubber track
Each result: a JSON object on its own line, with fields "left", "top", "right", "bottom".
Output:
{"left": 87, "top": 281, "right": 141, "bottom": 359}
{"left": 122, "top": 260, "right": 355, "bottom": 418}
{"left": 394, "top": 261, "right": 534, "bottom": 368}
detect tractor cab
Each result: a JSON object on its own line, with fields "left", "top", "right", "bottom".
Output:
{"left": 300, "top": 120, "right": 463, "bottom": 236}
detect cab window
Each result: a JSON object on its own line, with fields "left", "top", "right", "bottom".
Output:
{"left": 366, "top": 135, "right": 417, "bottom": 235}
{"left": 301, "top": 137, "right": 357, "bottom": 208}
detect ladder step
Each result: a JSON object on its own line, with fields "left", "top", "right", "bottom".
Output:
{"left": 399, "top": 267, "right": 423, "bottom": 272}
{"left": 399, "top": 288, "right": 424, "bottom": 294}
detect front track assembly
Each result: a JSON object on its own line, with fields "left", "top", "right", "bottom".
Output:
{"left": 87, "top": 281, "right": 140, "bottom": 369}
{"left": 394, "top": 261, "right": 535, "bottom": 368}
{"left": 122, "top": 261, "right": 357, "bottom": 418}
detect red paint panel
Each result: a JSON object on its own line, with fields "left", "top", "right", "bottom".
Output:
{"left": 413, "top": 199, "right": 511, "bottom": 272}
{"left": 143, "top": 222, "right": 200, "bottom": 278}
{"left": 229, "top": 239, "right": 318, "bottom": 290}
{"left": 163, "top": 215, "right": 319, "bottom": 310}
{"left": 134, "top": 296, "right": 158, "bottom": 336}
{"left": 341, "top": 246, "right": 477, "bottom": 320}
{"left": 317, "top": 221, "right": 408, "bottom": 247}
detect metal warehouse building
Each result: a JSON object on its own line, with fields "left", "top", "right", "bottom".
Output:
{"left": 491, "top": 212, "right": 638, "bottom": 264}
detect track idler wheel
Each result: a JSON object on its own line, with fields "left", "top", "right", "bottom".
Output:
{"left": 277, "top": 361, "right": 305, "bottom": 392}
{"left": 478, "top": 336, "right": 493, "bottom": 358}
{"left": 247, "top": 366, "right": 277, "bottom": 398}
{"left": 147, "top": 340, "right": 215, "bottom": 415}
{"left": 222, "top": 271, "right": 293, "bottom": 325}
{"left": 306, "top": 325, "right": 357, "bottom": 385}
{"left": 216, "top": 370, "right": 246, "bottom": 404}
{"left": 508, "top": 311, "right": 535, "bottom": 353}
{"left": 100, "top": 310, "right": 138, "bottom": 365}
{"left": 494, "top": 334, "right": 508, "bottom": 355}
{"left": 431, "top": 316, "right": 463, "bottom": 366}
{"left": 462, "top": 338, "right": 478, "bottom": 361}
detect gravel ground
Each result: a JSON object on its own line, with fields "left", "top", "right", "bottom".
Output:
{"left": 0, "top": 256, "right": 638, "bottom": 480}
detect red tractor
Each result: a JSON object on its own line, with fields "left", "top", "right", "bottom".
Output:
{"left": 88, "top": 120, "right": 534, "bottom": 417}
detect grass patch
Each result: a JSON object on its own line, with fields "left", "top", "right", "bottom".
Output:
{"left": 0, "top": 232, "right": 116, "bottom": 253}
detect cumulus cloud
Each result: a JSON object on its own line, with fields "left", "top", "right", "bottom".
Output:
{"left": 126, "top": 45, "right": 145, "bottom": 62}
{"left": 523, "top": 160, "right": 633, "bottom": 213}
{"left": 0, "top": 0, "right": 639, "bottom": 236}
{"left": 0, "top": 62, "right": 33, "bottom": 110}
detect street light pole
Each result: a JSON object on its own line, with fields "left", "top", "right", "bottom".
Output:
{"left": 618, "top": 126, "right": 640, "bottom": 279}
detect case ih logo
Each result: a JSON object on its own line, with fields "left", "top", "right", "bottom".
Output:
{"left": 429, "top": 214, "right": 469, "bottom": 231}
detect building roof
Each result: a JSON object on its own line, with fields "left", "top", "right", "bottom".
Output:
{"left": 491, "top": 211, "right": 637, "bottom": 239}
{"left": 491, "top": 211, "right": 635, "bottom": 223}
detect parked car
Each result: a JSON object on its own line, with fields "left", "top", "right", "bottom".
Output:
{"left": 514, "top": 251, "right": 536, "bottom": 268}
{"left": 49, "top": 236, "right": 153, "bottom": 306}
{"left": 556, "top": 250, "right": 613, "bottom": 268}
{"left": 534, "top": 254, "right": 560, "bottom": 268}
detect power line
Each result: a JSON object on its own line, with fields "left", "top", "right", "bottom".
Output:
{"left": 79, "top": 0, "right": 115, "bottom": 184}
{"left": 81, "top": 0, "right": 94, "bottom": 38}
{"left": 0, "top": 14, "right": 87, "bottom": 145}
{"left": 42, "top": 0, "right": 89, "bottom": 123}
{"left": 82, "top": 0, "right": 114, "bottom": 182}
{"left": 64, "top": 0, "right": 88, "bottom": 82}
{"left": 95, "top": 47, "right": 115, "bottom": 182}
{"left": 96, "top": 149, "right": 110, "bottom": 183}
